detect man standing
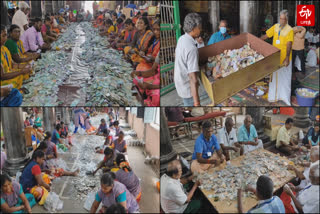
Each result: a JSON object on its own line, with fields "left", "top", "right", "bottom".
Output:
{"left": 237, "top": 115, "right": 264, "bottom": 154}
{"left": 161, "top": 159, "right": 201, "bottom": 213}
{"left": 261, "top": 10, "right": 294, "bottom": 106}
{"left": 217, "top": 117, "right": 242, "bottom": 161}
{"left": 276, "top": 118, "right": 299, "bottom": 156}
{"left": 207, "top": 20, "right": 231, "bottom": 45}
{"left": 12, "top": 2, "right": 30, "bottom": 36}
{"left": 174, "top": 13, "right": 202, "bottom": 106}
{"left": 190, "top": 121, "right": 225, "bottom": 173}
{"left": 21, "top": 18, "right": 51, "bottom": 52}
{"left": 292, "top": 26, "right": 306, "bottom": 77}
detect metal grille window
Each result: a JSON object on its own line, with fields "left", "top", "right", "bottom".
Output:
{"left": 160, "top": 0, "right": 181, "bottom": 96}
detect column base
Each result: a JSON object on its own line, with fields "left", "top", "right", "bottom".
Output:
{"left": 3, "top": 156, "right": 30, "bottom": 177}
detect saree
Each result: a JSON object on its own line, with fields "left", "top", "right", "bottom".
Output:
{"left": 17, "top": 40, "right": 33, "bottom": 79}
{"left": 133, "top": 65, "right": 160, "bottom": 106}
{"left": 1, "top": 46, "right": 23, "bottom": 89}
{"left": 124, "top": 30, "right": 153, "bottom": 63}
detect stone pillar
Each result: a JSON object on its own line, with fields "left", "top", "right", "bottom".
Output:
{"left": 62, "top": 107, "right": 71, "bottom": 125}
{"left": 240, "top": 1, "right": 257, "bottom": 35}
{"left": 160, "top": 108, "right": 177, "bottom": 175}
{"left": 1, "top": 108, "right": 29, "bottom": 176}
{"left": 293, "top": 107, "right": 310, "bottom": 128}
{"left": 31, "top": 0, "right": 42, "bottom": 18}
{"left": 209, "top": 1, "right": 220, "bottom": 33}
{"left": 43, "top": 108, "right": 56, "bottom": 132}
{"left": 1, "top": 1, "right": 9, "bottom": 26}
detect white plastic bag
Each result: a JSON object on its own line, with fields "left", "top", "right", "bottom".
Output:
{"left": 68, "top": 122, "right": 75, "bottom": 134}
{"left": 44, "top": 192, "right": 63, "bottom": 212}
{"left": 306, "top": 48, "right": 317, "bottom": 67}
{"left": 299, "top": 130, "right": 304, "bottom": 140}
{"left": 15, "top": 171, "right": 22, "bottom": 183}
{"left": 83, "top": 192, "right": 96, "bottom": 211}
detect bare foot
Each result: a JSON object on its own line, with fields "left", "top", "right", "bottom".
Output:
{"left": 73, "top": 169, "right": 80, "bottom": 176}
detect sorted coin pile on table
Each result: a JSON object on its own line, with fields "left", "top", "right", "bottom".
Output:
{"left": 195, "top": 150, "right": 294, "bottom": 204}
{"left": 206, "top": 43, "right": 265, "bottom": 80}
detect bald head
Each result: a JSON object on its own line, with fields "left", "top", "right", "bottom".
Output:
{"left": 167, "top": 160, "right": 182, "bottom": 178}
{"left": 310, "top": 146, "right": 320, "bottom": 163}
{"left": 309, "top": 160, "right": 319, "bottom": 185}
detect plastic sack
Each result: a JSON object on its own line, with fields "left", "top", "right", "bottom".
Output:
{"left": 299, "top": 130, "right": 304, "bottom": 140}
{"left": 68, "top": 122, "right": 75, "bottom": 133}
{"left": 15, "top": 171, "right": 22, "bottom": 183}
{"left": 78, "top": 127, "right": 86, "bottom": 135}
{"left": 83, "top": 191, "right": 96, "bottom": 211}
{"left": 306, "top": 48, "right": 317, "bottom": 67}
{"left": 44, "top": 192, "right": 63, "bottom": 212}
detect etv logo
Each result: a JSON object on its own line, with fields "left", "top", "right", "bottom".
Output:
{"left": 297, "top": 5, "right": 315, "bottom": 26}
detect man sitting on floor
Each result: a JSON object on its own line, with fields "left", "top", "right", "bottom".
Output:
{"left": 160, "top": 159, "right": 201, "bottom": 213}
{"left": 217, "top": 117, "right": 242, "bottom": 161}
{"left": 276, "top": 118, "right": 299, "bottom": 156}
{"left": 237, "top": 115, "right": 264, "bottom": 154}
{"left": 237, "top": 175, "right": 285, "bottom": 213}
{"left": 190, "top": 120, "right": 225, "bottom": 173}
{"left": 283, "top": 161, "right": 319, "bottom": 213}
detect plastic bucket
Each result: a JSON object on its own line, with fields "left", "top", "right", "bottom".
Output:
{"left": 295, "top": 88, "right": 318, "bottom": 106}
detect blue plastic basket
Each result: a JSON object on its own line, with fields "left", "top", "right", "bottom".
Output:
{"left": 295, "top": 88, "right": 318, "bottom": 106}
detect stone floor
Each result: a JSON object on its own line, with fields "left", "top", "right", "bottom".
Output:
{"left": 29, "top": 113, "right": 159, "bottom": 213}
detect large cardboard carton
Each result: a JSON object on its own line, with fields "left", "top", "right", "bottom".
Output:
{"left": 199, "top": 33, "right": 281, "bottom": 105}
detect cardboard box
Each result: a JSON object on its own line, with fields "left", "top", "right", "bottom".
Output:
{"left": 199, "top": 33, "right": 281, "bottom": 105}
{"left": 123, "top": 8, "right": 133, "bottom": 18}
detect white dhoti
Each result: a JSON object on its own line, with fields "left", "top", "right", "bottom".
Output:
{"left": 243, "top": 139, "right": 264, "bottom": 154}
{"left": 268, "top": 61, "right": 292, "bottom": 106}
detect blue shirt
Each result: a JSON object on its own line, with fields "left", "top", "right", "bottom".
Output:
{"left": 237, "top": 124, "right": 258, "bottom": 142}
{"left": 207, "top": 31, "right": 231, "bottom": 46}
{"left": 247, "top": 196, "right": 285, "bottom": 213}
{"left": 192, "top": 133, "right": 220, "bottom": 160}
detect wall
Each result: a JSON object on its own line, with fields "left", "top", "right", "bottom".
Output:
{"left": 127, "top": 111, "right": 160, "bottom": 158}
{"left": 145, "top": 123, "right": 160, "bottom": 158}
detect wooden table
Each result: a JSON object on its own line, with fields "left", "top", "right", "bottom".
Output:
{"left": 199, "top": 149, "right": 303, "bottom": 213}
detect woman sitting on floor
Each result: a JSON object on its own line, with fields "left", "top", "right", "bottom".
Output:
{"left": 90, "top": 172, "right": 139, "bottom": 213}
{"left": 124, "top": 17, "right": 153, "bottom": 67}
{"left": 19, "top": 150, "right": 51, "bottom": 204}
{"left": 131, "top": 52, "right": 160, "bottom": 106}
{"left": 1, "top": 25, "right": 32, "bottom": 92}
{"left": 37, "top": 142, "right": 79, "bottom": 178}
{"left": 115, "top": 154, "right": 142, "bottom": 203}
{"left": 115, "top": 19, "right": 136, "bottom": 50}
{"left": 99, "top": 19, "right": 118, "bottom": 37}
{"left": 85, "top": 115, "right": 97, "bottom": 134}
{"left": 1, "top": 173, "right": 36, "bottom": 213}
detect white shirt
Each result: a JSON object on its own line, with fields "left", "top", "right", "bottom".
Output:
{"left": 174, "top": 33, "right": 199, "bottom": 98}
{"left": 297, "top": 167, "right": 310, "bottom": 189}
{"left": 12, "top": 10, "right": 29, "bottom": 36}
{"left": 293, "top": 184, "right": 319, "bottom": 213}
{"left": 160, "top": 174, "right": 188, "bottom": 213}
{"left": 217, "top": 127, "right": 238, "bottom": 147}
